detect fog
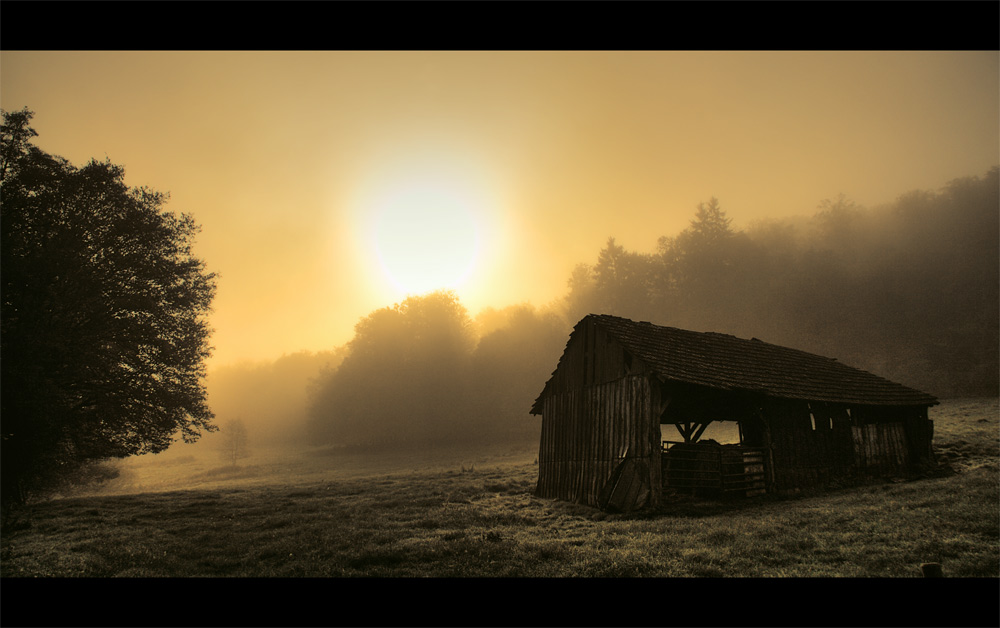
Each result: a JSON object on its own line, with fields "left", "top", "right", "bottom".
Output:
{"left": 561, "top": 171, "right": 999, "bottom": 398}
{"left": 1, "top": 50, "right": 997, "bottom": 462}
{"left": 2, "top": 51, "right": 996, "bottom": 369}
{"left": 199, "top": 168, "right": 997, "bottom": 452}
{"left": 203, "top": 349, "right": 347, "bottom": 445}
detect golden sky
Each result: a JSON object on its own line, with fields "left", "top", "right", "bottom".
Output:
{"left": 2, "top": 51, "right": 997, "bottom": 367}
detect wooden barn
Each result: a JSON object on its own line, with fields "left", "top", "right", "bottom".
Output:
{"left": 531, "top": 314, "right": 939, "bottom": 512}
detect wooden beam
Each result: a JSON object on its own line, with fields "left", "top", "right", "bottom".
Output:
{"left": 655, "top": 392, "right": 671, "bottom": 421}
{"left": 675, "top": 422, "right": 692, "bottom": 442}
{"left": 691, "top": 421, "right": 712, "bottom": 443}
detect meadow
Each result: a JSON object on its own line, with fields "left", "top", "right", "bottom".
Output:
{"left": 1, "top": 398, "right": 997, "bottom": 582}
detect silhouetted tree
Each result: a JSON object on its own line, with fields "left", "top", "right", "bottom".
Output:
{"left": 689, "top": 196, "right": 733, "bottom": 242}
{"left": 1, "top": 109, "right": 217, "bottom": 512}
{"left": 652, "top": 198, "right": 747, "bottom": 330}
{"left": 564, "top": 262, "right": 598, "bottom": 322}
{"left": 307, "top": 290, "right": 476, "bottom": 448}
{"left": 218, "top": 419, "right": 250, "bottom": 466}
{"left": 814, "top": 193, "right": 863, "bottom": 250}
{"left": 566, "top": 173, "right": 998, "bottom": 397}
{"left": 469, "top": 304, "right": 567, "bottom": 439}
{"left": 592, "top": 237, "right": 657, "bottom": 319}
{"left": 663, "top": 197, "right": 737, "bottom": 287}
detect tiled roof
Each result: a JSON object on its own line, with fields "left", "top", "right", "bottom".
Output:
{"left": 537, "top": 314, "right": 938, "bottom": 409}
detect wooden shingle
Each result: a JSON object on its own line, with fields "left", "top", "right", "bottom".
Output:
{"left": 532, "top": 314, "right": 938, "bottom": 412}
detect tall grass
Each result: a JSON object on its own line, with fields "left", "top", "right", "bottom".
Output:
{"left": 2, "top": 398, "right": 997, "bottom": 581}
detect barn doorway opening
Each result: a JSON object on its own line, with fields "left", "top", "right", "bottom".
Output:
{"left": 660, "top": 420, "right": 741, "bottom": 445}
{"left": 660, "top": 419, "right": 766, "bottom": 498}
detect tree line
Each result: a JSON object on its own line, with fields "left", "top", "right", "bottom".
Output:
{"left": 308, "top": 168, "right": 997, "bottom": 449}
{"left": 4, "top": 105, "right": 995, "bottom": 506}
{"left": 306, "top": 292, "right": 567, "bottom": 449}
{"left": 564, "top": 170, "right": 999, "bottom": 397}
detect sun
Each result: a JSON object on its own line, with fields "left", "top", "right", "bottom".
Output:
{"left": 364, "top": 173, "right": 485, "bottom": 296}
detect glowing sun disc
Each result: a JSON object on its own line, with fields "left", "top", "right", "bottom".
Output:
{"left": 370, "top": 179, "right": 483, "bottom": 295}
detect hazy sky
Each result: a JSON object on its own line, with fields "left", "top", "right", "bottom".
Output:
{"left": 2, "top": 51, "right": 997, "bottom": 367}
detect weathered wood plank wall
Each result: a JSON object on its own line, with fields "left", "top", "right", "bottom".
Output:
{"left": 852, "top": 423, "right": 910, "bottom": 474}
{"left": 544, "top": 319, "right": 649, "bottom": 395}
{"left": 536, "top": 374, "right": 656, "bottom": 509}
{"left": 766, "top": 399, "right": 829, "bottom": 490}
{"left": 903, "top": 407, "right": 934, "bottom": 463}
{"left": 764, "top": 399, "right": 933, "bottom": 491}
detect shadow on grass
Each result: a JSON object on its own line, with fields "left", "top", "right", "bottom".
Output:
{"left": 622, "top": 465, "right": 962, "bottom": 521}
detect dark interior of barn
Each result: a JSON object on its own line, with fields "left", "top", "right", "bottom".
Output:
{"left": 658, "top": 388, "right": 767, "bottom": 498}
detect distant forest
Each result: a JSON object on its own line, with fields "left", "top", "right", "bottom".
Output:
{"left": 212, "top": 168, "right": 999, "bottom": 450}
{"left": 563, "top": 167, "right": 999, "bottom": 400}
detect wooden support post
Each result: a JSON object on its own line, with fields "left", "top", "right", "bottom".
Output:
{"left": 675, "top": 422, "right": 691, "bottom": 443}
{"left": 757, "top": 409, "right": 777, "bottom": 493}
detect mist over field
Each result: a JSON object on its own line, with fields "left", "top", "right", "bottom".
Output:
{"left": 1, "top": 46, "right": 997, "bottom": 607}
{"left": 190, "top": 167, "right": 998, "bottom": 465}
{"left": 5, "top": 397, "right": 996, "bottom": 589}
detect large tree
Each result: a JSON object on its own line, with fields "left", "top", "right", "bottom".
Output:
{"left": 592, "top": 237, "right": 657, "bottom": 320}
{"left": 1, "top": 109, "right": 218, "bottom": 509}
{"left": 470, "top": 304, "right": 567, "bottom": 440}
{"left": 307, "top": 290, "right": 476, "bottom": 449}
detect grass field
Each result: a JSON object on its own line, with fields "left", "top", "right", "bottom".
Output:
{"left": 2, "top": 398, "right": 997, "bottom": 582}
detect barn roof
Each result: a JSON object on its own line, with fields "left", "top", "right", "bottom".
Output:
{"left": 531, "top": 314, "right": 938, "bottom": 412}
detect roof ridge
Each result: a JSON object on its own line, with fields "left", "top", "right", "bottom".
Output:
{"left": 578, "top": 313, "right": 937, "bottom": 407}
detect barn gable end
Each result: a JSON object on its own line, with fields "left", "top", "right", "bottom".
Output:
{"left": 534, "top": 317, "right": 664, "bottom": 511}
